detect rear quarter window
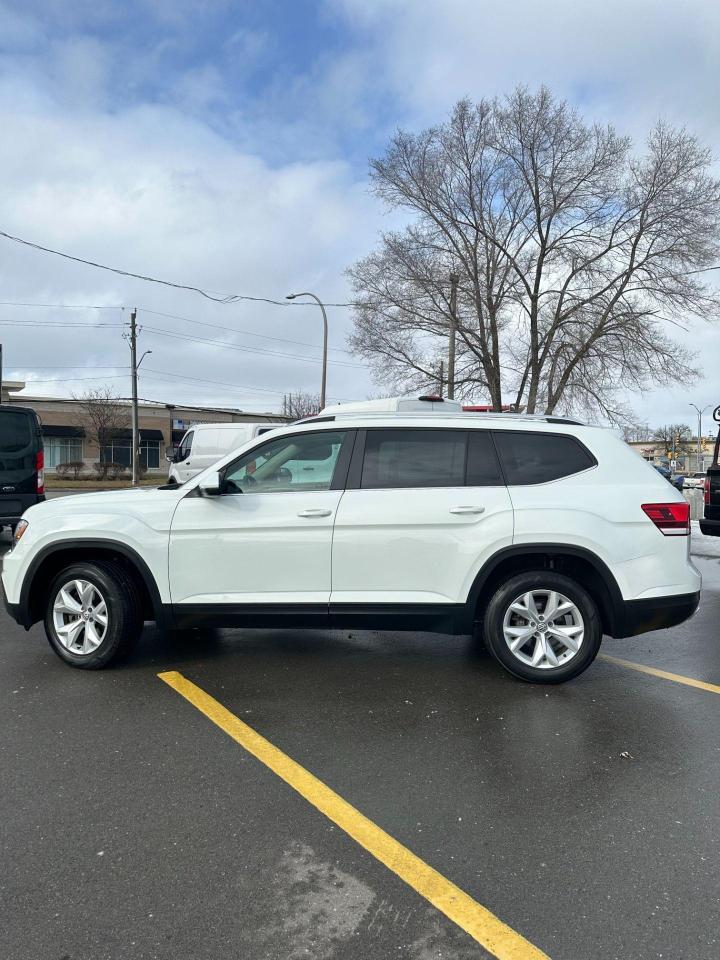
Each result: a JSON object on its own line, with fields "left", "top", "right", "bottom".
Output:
{"left": 0, "top": 410, "right": 34, "bottom": 454}
{"left": 493, "top": 430, "right": 596, "bottom": 485}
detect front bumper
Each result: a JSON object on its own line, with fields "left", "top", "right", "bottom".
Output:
{"left": 614, "top": 591, "right": 701, "bottom": 638}
{"left": 699, "top": 519, "right": 720, "bottom": 537}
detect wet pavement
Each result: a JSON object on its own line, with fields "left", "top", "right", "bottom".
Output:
{"left": 1, "top": 543, "right": 719, "bottom": 960}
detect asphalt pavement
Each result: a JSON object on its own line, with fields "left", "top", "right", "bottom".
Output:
{"left": 1, "top": 538, "right": 719, "bottom": 960}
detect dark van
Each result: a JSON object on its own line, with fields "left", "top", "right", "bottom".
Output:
{"left": 0, "top": 405, "right": 44, "bottom": 530}
{"left": 700, "top": 405, "right": 720, "bottom": 537}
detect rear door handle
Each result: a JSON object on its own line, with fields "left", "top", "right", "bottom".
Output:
{"left": 449, "top": 505, "right": 485, "bottom": 515}
{"left": 297, "top": 508, "right": 333, "bottom": 518}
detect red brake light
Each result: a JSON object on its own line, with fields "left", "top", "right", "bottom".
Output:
{"left": 705, "top": 476, "right": 711, "bottom": 505}
{"left": 641, "top": 502, "right": 690, "bottom": 535}
{"left": 36, "top": 450, "right": 44, "bottom": 495}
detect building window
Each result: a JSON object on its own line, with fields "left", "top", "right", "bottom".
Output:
{"left": 45, "top": 437, "right": 83, "bottom": 468}
{"left": 100, "top": 440, "right": 160, "bottom": 470}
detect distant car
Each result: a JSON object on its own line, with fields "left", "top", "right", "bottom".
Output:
{"left": 700, "top": 406, "right": 720, "bottom": 537}
{"left": 683, "top": 472, "right": 707, "bottom": 489}
{"left": 0, "top": 405, "right": 44, "bottom": 531}
{"left": 167, "top": 422, "right": 280, "bottom": 484}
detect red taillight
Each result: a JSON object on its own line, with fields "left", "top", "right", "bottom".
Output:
{"left": 36, "top": 450, "right": 44, "bottom": 495}
{"left": 705, "top": 476, "right": 711, "bottom": 505}
{"left": 641, "top": 502, "right": 690, "bottom": 535}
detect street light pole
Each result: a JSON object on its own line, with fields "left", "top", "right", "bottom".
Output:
{"left": 689, "top": 403, "right": 711, "bottom": 470}
{"left": 286, "top": 292, "right": 328, "bottom": 410}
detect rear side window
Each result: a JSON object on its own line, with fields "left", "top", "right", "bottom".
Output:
{"left": 493, "top": 431, "right": 596, "bottom": 485}
{"left": 0, "top": 411, "right": 33, "bottom": 454}
{"left": 361, "top": 429, "right": 466, "bottom": 489}
{"left": 466, "top": 431, "right": 504, "bottom": 486}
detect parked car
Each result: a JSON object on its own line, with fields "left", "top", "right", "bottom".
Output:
{"left": 700, "top": 406, "right": 720, "bottom": 537}
{"left": 3, "top": 396, "right": 700, "bottom": 683}
{"left": 0, "top": 405, "right": 44, "bottom": 531}
{"left": 683, "top": 472, "right": 707, "bottom": 489}
{"left": 167, "top": 422, "right": 280, "bottom": 484}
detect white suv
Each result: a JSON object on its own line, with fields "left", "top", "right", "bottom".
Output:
{"left": 2, "top": 397, "right": 701, "bottom": 683}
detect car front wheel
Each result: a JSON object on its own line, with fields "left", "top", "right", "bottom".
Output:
{"left": 483, "top": 571, "right": 602, "bottom": 683}
{"left": 45, "top": 561, "right": 143, "bottom": 669}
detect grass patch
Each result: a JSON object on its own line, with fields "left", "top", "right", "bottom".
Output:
{"left": 45, "top": 476, "right": 164, "bottom": 490}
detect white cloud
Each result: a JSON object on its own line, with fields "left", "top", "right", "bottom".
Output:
{"left": 1, "top": 0, "right": 719, "bottom": 424}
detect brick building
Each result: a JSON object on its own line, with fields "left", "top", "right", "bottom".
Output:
{"left": 2, "top": 381, "right": 289, "bottom": 475}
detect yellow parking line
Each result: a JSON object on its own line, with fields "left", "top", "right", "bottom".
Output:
{"left": 158, "top": 670, "right": 550, "bottom": 960}
{"left": 599, "top": 655, "right": 720, "bottom": 695}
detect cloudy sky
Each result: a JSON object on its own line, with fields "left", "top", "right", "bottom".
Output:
{"left": 1, "top": 0, "right": 719, "bottom": 429}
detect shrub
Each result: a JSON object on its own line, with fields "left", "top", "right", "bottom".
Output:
{"left": 93, "top": 461, "right": 128, "bottom": 480}
{"left": 56, "top": 461, "right": 86, "bottom": 479}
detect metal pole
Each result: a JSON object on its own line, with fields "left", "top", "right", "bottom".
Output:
{"left": 447, "top": 273, "right": 459, "bottom": 400}
{"left": 689, "top": 403, "right": 710, "bottom": 472}
{"left": 130, "top": 308, "right": 139, "bottom": 487}
{"left": 285, "top": 292, "right": 328, "bottom": 409}
{"left": 438, "top": 359, "right": 444, "bottom": 397}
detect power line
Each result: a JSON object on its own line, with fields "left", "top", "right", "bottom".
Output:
{"left": 143, "top": 367, "right": 351, "bottom": 402}
{"left": 141, "top": 324, "right": 367, "bottom": 368}
{"left": 138, "top": 307, "right": 352, "bottom": 355}
{"left": 0, "top": 301, "right": 123, "bottom": 309}
{"left": 0, "top": 300, "right": 354, "bottom": 356}
{"left": 0, "top": 229, "right": 358, "bottom": 307}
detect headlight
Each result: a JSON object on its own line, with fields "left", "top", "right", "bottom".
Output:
{"left": 12, "top": 520, "right": 28, "bottom": 546}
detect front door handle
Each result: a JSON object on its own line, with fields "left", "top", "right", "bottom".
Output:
{"left": 449, "top": 505, "right": 486, "bottom": 515}
{"left": 297, "top": 508, "right": 333, "bottom": 518}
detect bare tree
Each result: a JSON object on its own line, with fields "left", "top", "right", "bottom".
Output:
{"left": 653, "top": 423, "right": 694, "bottom": 458}
{"left": 281, "top": 391, "right": 322, "bottom": 420}
{"left": 348, "top": 87, "right": 720, "bottom": 421}
{"left": 73, "top": 387, "right": 130, "bottom": 472}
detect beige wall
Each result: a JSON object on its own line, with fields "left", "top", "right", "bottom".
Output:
{"left": 5, "top": 392, "right": 289, "bottom": 473}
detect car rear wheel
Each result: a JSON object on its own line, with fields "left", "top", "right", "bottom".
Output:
{"left": 45, "top": 561, "right": 143, "bottom": 669}
{"left": 483, "top": 571, "right": 602, "bottom": 683}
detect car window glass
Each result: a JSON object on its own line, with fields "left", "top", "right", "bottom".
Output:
{"left": 0, "top": 411, "right": 33, "bottom": 454}
{"left": 224, "top": 431, "right": 347, "bottom": 494}
{"left": 494, "top": 431, "right": 595, "bottom": 484}
{"left": 466, "top": 431, "right": 504, "bottom": 485}
{"left": 179, "top": 431, "right": 193, "bottom": 459}
{"left": 361, "top": 429, "right": 467, "bottom": 489}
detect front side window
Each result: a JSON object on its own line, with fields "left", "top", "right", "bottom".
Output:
{"left": 179, "top": 431, "right": 193, "bottom": 460}
{"left": 361, "top": 429, "right": 467, "bottom": 489}
{"left": 493, "top": 431, "right": 596, "bottom": 485}
{"left": 223, "top": 431, "right": 347, "bottom": 494}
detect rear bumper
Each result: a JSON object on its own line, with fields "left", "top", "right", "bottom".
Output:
{"left": 613, "top": 591, "right": 701, "bottom": 638}
{"left": 699, "top": 519, "right": 720, "bottom": 537}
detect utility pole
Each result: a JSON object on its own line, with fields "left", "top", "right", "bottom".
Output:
{"left": 689, "top": 403, "right": 710, "bottom": 471}
{"left": 447, "top": 272, "right": 460, "bottom": 400}
{"left": 129, "top": 309, "right": 139, "bottom": 487}
{"left": 438, "top": 359, "right": 445, "bottom": 397}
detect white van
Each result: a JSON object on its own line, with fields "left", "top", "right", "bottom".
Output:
{"left": 167, "top": 423, "right": 280, "bottom": 484}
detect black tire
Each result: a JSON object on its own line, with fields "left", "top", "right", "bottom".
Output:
{"left": 44, "top": 561, "right": 143, "bottom": 669}
{"left": 483, "top": 570, "right": 602, "bottom": 683}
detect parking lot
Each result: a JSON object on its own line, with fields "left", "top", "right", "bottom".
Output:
{"left": 1, "top": 533, "right": 719, "bottom": 960}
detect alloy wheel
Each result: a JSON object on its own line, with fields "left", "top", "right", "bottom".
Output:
{"left": 52, "top": 579, "right": 109, "bottom": 655}
{"left": 502, "top": 589, "right": 584, "bottom": 670}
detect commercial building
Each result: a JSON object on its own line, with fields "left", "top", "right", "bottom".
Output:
{"left": 2, "top": 381, "right": 289, "bottom": 475}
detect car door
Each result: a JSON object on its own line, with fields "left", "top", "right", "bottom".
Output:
{"left": 331, "top": 428, "right": 513, "bottom": 607}
{"left": 169, "top": 429, "right": 352, "bottom": 608}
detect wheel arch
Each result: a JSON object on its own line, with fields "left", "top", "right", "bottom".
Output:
{"left": 19, "top": 539, "right": 169, "bottom": 629}
{"left": 463, "top": 544, "right": 624, "bottom": 637}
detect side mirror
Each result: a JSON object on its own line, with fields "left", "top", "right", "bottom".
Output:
{"left": 197, "top": 470, "right": 222, "bottom": 497}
